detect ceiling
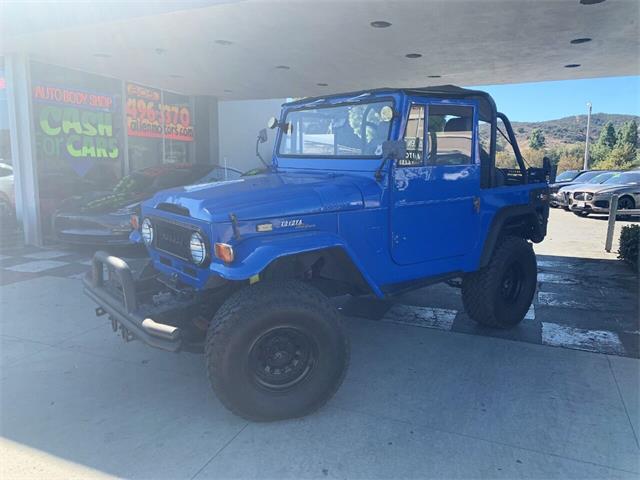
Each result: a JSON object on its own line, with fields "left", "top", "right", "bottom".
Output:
{"left": 2, "top": 0, "right": 639, "bottom": 100}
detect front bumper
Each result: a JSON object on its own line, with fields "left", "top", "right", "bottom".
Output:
{"left": 569, "top": 197, "right": 610, "bottom": 214}
{"left": 551, "top": 191, "right": 570, "bottom": 208}
{"left": 83, "top": 251, "right": 200, "bottom": 352}
{"left": 54, "top": 212, "right": 134, "bottom": 246}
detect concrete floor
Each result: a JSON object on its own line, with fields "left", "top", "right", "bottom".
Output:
{"left": 1, "top": 278, "right": 639, "bottom": 479}
{"left": 1, "top": 209, "right": 639, "bottom": 479}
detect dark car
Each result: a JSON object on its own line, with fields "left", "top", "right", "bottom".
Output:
{"left": 53, "top": 164, "right": 242, "bottom": 245}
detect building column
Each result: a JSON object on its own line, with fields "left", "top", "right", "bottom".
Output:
{"left": 193, "top": 96, "right": 219, "bottom": 165}
{"left": 5, "top": 53, "right": 42, "bottom": 246}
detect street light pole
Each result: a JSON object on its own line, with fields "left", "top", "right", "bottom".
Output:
{"left": 583, "top": 101, "right": 592, "bottom": 170}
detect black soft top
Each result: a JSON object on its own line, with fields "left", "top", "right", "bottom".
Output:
{"left": 285, "top": 85, "right": 497, "bottom": 122}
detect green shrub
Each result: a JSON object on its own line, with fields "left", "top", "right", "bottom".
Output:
{"left": 618, "top": 224, "right": 640, "bottom": 270}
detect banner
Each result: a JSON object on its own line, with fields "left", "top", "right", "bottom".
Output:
{"left": 33, "top": 84, "right": 121, "bottom": 166}
{"left": 126, "top": 83, "right": 194, "bottom": 141}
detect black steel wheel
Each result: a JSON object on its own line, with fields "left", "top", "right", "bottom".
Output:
{"left": 249, "top": 327, "right": 317, "bottom": 391}
{"left": 205, "top": 280, "right": 349, "bottom": 421}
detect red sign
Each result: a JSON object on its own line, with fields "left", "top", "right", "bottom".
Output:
{"left": 126, "top": 83, "right": 194, "bottom": 142}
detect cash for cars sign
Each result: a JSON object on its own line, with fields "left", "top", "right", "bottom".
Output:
{"left": 126, "top": 83, "right": 194, "bottom": 141}
{"left": 33, "top": 84, "right": 120, "bottom": 164}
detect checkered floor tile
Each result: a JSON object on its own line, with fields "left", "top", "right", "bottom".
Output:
{"left": 0, "top": 246, "right": 92, "bottom": 285}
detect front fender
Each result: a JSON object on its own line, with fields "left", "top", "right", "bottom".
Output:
{"left": 209, "top": 230, "right": 383, "bottom": 297}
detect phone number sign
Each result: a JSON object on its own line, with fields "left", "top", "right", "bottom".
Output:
{"left": 126, "top": 83, "right": 194, "bottom": 142}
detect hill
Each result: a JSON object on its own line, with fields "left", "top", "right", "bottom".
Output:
{"left": 509, "top": 113, "right": 639, "bottom": 147}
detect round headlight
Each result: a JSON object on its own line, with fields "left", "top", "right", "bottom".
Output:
{"left": 190, "top": 231, "right": 207, "bottom": 265}
{"left": 141, "top": 217, "right": 153, "bottom": 245}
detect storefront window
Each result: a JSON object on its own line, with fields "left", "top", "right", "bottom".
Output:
{"left": 0, "top": 57, "right": 19, "bottom": 239}
{"left": 30, "top": 62, "right": 123, "bottom": 237}
{"left": 126, "top": 83, "right": 195, "bottom": 169}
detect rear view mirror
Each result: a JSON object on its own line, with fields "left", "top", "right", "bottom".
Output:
{"left": 258, "top": 128, "right": 268, "bottom": 144}
{"left": 267, "top": 117, "right": 279, "bottom": 129}
{"left": 381, "top": 140, "right": 407, "bottom": 161}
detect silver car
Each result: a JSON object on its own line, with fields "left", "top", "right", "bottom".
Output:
{"left": 553, "top": 170, "right": 617, "bottom": 210}
{"left": 569, "top": 170, "right": 640, "bottom": 217}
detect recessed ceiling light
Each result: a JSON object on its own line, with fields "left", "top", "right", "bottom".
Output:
{"left": 215, "top": 39, "right": 233, "bottom": 46}
{"left": 275, "top": 65, "right": 290, "bottom": 70}
{"left": 579, "top": 0, "right": 605, "bottom": 4}
{"left": 564, "top": 64, "right": 581, "bottom": 68}
{"left": 405, "top": 53, "right": 422, "bottom": 59}
{"left": 93, "top": 53, "right": 111, "bottom": 58}
{"left": 317, "top": 83, "right": 328, "bottom": 87}
{"left": 427, "top": 75, "right": 441, "bottom": 78}
{"left": 169, "top": 74, "right": 183, "bottom": 78}
{"left": 570, "top": 37, "right": 592, "bottom": 44}
{"left": 370, "top": 20, "right": 392, "bottom": 28}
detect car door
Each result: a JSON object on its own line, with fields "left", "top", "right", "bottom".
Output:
{"left": 390, "top": 99, "right": 481, "bottom": 265}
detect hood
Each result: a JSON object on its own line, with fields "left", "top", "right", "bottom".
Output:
{"left": 572, "top": 183, "right": 635, "bottom": 195}
{"left": 145, "top": 172, "right": 372, "bottom": 222}
{"left": 58, "top": 191, "right": 145, "bottom": 214}
{"left": 557, "top": 182, "right": 594, "bottom": 192}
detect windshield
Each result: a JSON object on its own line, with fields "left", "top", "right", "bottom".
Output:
{"left": 576, "top": 171, "right": 605, "bottom": 183}
{"left": 586, "top": 172, "right": 616, "bottom": 184}
{"left": 604, "top": 171, "right": 640, "bottom": 185}
{"left": 556, "top": 170, "right": 579, "bottom": 182}
{"left": 278, "top": 101, "right": 393, "bottom": 157}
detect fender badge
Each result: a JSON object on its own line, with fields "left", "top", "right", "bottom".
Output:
{"left": 280, "top": 219, "right": 304, "bottom": 228}
{"left": 256, "top": 223, "right": 273, "bottom": 232}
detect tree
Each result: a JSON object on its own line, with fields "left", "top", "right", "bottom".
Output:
{"left": 556, "top": 152, "right": 583, "bottom": 173}
{"left": 597, "top": 121, "right": 617, "bottom": 149}
{"left": 528, "top": 128, "right": 546, "bottom": 150}
{"left": 593, "top": 143, "right": 637, "bottom": 171}
{"left": 616, "top": 120, "right": 638, "bottom": 150}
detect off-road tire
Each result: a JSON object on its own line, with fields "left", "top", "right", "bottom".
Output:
{"left": 462, "top": 236, "right": 537, "bottom": 328}
{"left": 205, "top": 280, "right": 349, "bottom": 421}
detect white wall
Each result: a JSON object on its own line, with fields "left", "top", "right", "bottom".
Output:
{"left": 218, "top": 98, "right": 285, "bottom": 173}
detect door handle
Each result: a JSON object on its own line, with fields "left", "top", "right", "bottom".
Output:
{"left": 473, "top": 196, "right": 481, "bottom": 213}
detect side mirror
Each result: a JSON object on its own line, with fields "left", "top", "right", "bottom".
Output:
{"left": 258, "top": 128, "right": 268, "bottom": 144}
{"left": 381, "top": 140, "right": 407, "bottom": 161}
{"left": 267, "top": 117, "right": 279, "bottom": 129}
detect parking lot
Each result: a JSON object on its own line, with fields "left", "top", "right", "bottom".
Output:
{"left": 1, "top": 209, "right": 639, "bottom": 479}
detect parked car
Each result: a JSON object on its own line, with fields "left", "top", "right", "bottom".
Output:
{"left": 53, "top": 164, "right": 242, "bottom": 245}
{"left": 549, "top": 169, "right": 592, "bottom": 207}
{"left": 84, "top": 85, "right": 550, "bottom": 421}
{"left": 552, "top": 170, "right": 618, "bottom": 210}
{"left": 569, "top": 170, "right": 640, "bottom": 217}
{"left": 0, "top": 162, "right": 16, "bottom": 230}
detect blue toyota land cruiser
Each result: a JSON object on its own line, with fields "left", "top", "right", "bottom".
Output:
{"left": 85, "top": 85, "right": 550, "bottom": 421}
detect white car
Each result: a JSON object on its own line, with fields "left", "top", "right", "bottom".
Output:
{"left": 570, "top": 171, "right": 640, "bottom": 217}
{"left": 0, "top": 162, "right": 15, "bottom": 223}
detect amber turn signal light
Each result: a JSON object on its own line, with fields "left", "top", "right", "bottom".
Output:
{"left": 214, "top": 243, "right": 234, "bottom": 263}
{"left": 130, "top": 214, "right": 139, "bottom": 230}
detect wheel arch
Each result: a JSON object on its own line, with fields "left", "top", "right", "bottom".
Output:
{"left": 209, "top": 232, "right": 382, "bottom": 297}
{"left": 480, "top": 205, "right": 543, "bottom": 268}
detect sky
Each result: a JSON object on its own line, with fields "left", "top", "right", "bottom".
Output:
{"left": 471, "top": 76, "right": 640, "bottom": 123}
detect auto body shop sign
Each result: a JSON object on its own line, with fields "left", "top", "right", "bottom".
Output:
{"left": 33, "top": 84, "right": 121, "bottom": 164}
